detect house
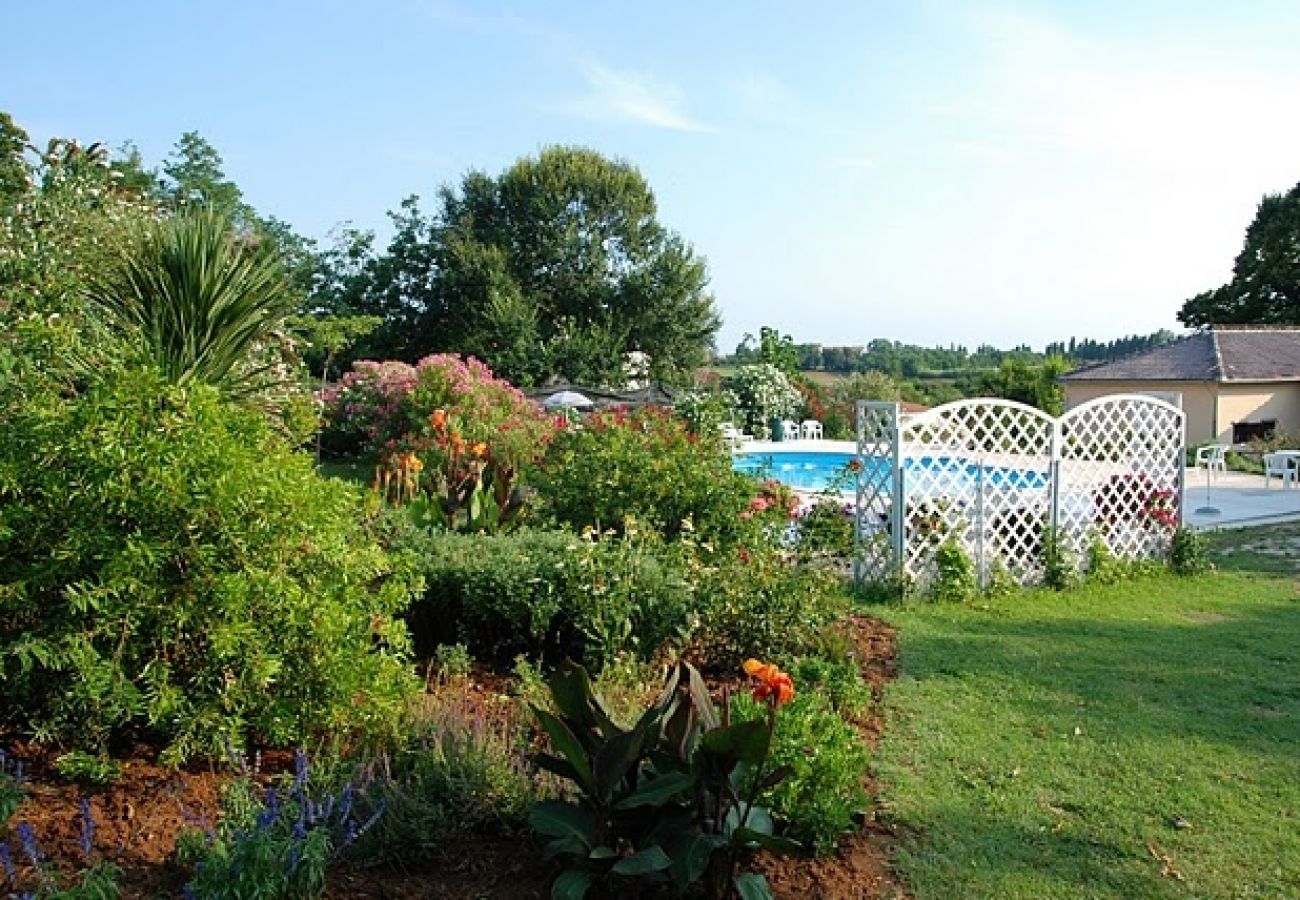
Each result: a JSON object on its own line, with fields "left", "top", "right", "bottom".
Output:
{"left": 1060, "top": 326, "right": 1300, "bottom": 445}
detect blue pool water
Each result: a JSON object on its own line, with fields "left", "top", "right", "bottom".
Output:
{"left": 733, "top": 451, "right": 1049, "bottom": 493}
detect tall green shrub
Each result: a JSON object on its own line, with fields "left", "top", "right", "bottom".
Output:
{"left": 397, "top": 526, "right": 695, "bottom": 668}
{"left": 534, "top": 405, "right": 766, "bottom": 547}
{"left": 0, "top": 367, "right": 419, "bottom": 763}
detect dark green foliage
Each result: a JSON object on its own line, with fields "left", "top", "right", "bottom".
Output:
{"left": 396, "top": 527, "right": 695, "bottom": 669}
{"left": 731, "top": 690, "right": 870, "bottom": 853}
{"left": 1170, "top": 526, "right": 1211, "bottom": 576}
{"left": 314, "top": 147, "right": 719, "bottom": 386}
{"left": 0, "top": 367, "right": 418, "bottom": 763}
{"left": 535, "top": 406, "right": 765, "bottom": 548}
{"left": 527, "top": 662, "right": 796, "bottom": 900}
{"left": 1179, "top": 181, "right": 1300, "bottom": 326}
{"left": 0, "top": 751, "right": 22, "bottom": 827}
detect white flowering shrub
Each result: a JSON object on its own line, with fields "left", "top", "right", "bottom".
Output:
{"left": 727, "top": 364, "right": 801, "bottom": 438}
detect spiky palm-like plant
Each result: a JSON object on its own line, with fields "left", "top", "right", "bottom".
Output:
{"left": 85, "top": 207, "right": 298, "bottom": 397}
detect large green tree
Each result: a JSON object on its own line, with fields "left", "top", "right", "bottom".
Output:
{"left": 326, "top": 146, "right": 719, "bottom": 386}
{"left": 1179, "top": 182, "right": 1300, "bottom": 326}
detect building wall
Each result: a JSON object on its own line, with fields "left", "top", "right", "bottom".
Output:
{"left": 1063, "top": 381, "right": 1217, "bottom": 443}
{"left": 1216, "top": 383, "right": 1300, "bottom": 440}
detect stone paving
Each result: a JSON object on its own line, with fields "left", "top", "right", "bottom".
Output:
{"left": 1182, "top": 467, "right": 1300, "bottom": 529}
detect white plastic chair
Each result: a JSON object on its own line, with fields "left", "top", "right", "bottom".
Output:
{"left": 1194, "top": 444, "right": 1227, "bottom": 477}
{"left": 800, "top": 419, "right": 823, "bottom": 440}
{"left": 1263, "top": 452, "right": 1297, "bottom": 489}
{"left": 720, "top": 422, "right": 751, "bottom": 448}
{"left": 781, "top": 419, "right": 799, "bottom": 441}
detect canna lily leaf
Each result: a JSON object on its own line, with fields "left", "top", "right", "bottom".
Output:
{"left": 701, "top": 718, "right": 769, "bottom": 766}
{"left": 551, "top": 868, "right": 594, "bottom": 900}
{"left": 610, "top": 845, "right": 672, "bottom": 876}
{"left": 613, "top": 769, "right": 696, "bottom": 809}
{"left": 529, "top": 800, "right": 594, "bottom": 845}
{"left": 593, "top": 724, "right": 647, "bottom": 800}
{"left": 531, "top": 708, "right": 597, "bottom": 795}
{"left": 667, "top": 833, "right": 728, "bottom": 888}
{"left": 686, "top": 662, "right": 720, "bottom": 731}
{"left": 733, "top": 871, "right": 774, "bottom": 900}
{"left": 731, "top": 827, "right": 801, "bottom": 855}
{"left": 549, "top": 661, "right": 619, "bottom": 739}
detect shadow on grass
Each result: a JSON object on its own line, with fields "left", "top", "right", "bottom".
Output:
{"left": 1204, "top": 522, "right": 1300, "bottom": 577}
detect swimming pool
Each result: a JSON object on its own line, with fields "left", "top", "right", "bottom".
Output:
{"left": 732, "top": 450, "right": 1050, "bottom": 493}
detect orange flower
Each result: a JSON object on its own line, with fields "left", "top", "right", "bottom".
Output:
{"left": 742, "top": 658, "right": 795, "bottom": 707}
{"left": 470, "top": 441, "right": 489, "bottom": 458}
{"left": 430, "top": 409, "right": 448, "bottom": 431}
{"left": 450, "top": 432, "right": 466, "bottom": 452}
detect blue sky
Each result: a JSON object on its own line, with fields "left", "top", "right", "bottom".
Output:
{"left": 9, "top": 1, "right": 1300, "bottom": 353}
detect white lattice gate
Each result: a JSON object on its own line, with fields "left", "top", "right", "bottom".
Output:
{"left": 854, "top": 395, "right": 1185, "bottom": 592}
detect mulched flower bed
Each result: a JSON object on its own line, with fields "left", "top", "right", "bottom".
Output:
{"left": 3, "top": 616, "right": 906, "bottom": 899}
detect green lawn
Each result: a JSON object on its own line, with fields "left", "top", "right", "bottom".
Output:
{"left": 874, "top": 567, "right": 1300, "bottom": 898}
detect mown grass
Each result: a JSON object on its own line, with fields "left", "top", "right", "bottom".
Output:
{"left": 874, "top": 568, "right": 1300, "bottom": 899}
{"left": 1204, "top": 522, "right": 1300, "bottom": 577}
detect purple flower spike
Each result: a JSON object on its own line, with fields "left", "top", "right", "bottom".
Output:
{"left": 16, "top": 822, "right": 41, "bottom": 866}
{"left": 0, "top": 843, "right": 18, "bottom": 881}
{"left": 79, "top": 797, "right": 95, "bottom": 859}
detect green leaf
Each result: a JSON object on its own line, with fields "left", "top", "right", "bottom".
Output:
{"left": 758, "top": 763, "right": 793, "bottom": 791}
{"left": 614, "top": 769, "right": 695, "bottom": 810}
{"left": 588, "top": 846, "right": 618, "bottom": 860}
{"left": 668, "top": 833, "right": 727, "bottom": 888}
{"left": 701, "top": 718, "right": 770, "bottom": 766}
{"left": 543, "top": 835, "right": 588, "bottom": 862}
{"left": 552, "top": 868, "right": 594, "bottom": 900}
{"left": 609, "top": 845, "right": 672, "bottom": 876}
{"left": 742, "top": 805, "right": 774, "bottom": 836}
{"left": 532, "top": 707, "right": 597, "bottom": 795}
{"left": 733, "top": 871, "right": 774, "bottom": 900}
{"left": 529, "top": 800, "right": 595, "bottom": 845}
{"left": 549, "top": 661, "right": 618, "bottom": 738}
{"left": 594, "top": 723, "right": 647, "bottom": 801}
{"left": 732, "top": 827, "right": 801, "bottom": 854}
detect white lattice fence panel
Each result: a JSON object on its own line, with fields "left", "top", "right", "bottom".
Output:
{"left": 1057, "top": 395, "right": 1184, "bottom": 561}
{"left": 855, "top": 402, "right": 899, "bottom": 583}
{"left": 899, "top": 400, "right": 1055, "bottom": 587}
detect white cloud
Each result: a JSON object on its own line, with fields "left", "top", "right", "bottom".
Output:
{"left": 558, "top": 62, "right": 715, "bottom": 133}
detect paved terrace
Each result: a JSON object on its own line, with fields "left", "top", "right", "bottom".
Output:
{"left": 1182, "top": 468, "right": 1300, "bottom": 529}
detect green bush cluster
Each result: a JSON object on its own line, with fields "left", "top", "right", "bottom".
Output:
{"left": 534, "top": 405, "right": 766, "bottom": 546}
{"left": 689, "top": 548, "right": 845, "bottom": 666}
{"left": 0, "top": 368, "right": 419, "bottom": 763}
{"left": 732, "top": 689, "right": 870, "bottom": 853}
{"left": 397, "top": 526, "right": 696, "bottom": 668}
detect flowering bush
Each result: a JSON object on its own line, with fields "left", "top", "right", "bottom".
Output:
{"left": 726, "top": 364, "right": 802, "bottom": 439}
{"left": 317, "top": 360, "right": 419, "bottom": 456}
{"left": 1093, "top": 473, "right": 1179, "bottom": 532}
{"left": 318, "top": 354, "right": 553, "bottom": 470}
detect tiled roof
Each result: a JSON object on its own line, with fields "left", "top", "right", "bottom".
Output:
{"left": 1061, "top": 327, "right": 1300, "bottom": 383}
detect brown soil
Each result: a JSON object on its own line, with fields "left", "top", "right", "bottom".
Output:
{"left": 753, "top": 613, "right": 908, "bottom": 900}
{"left": 2, "top": 616, "right": 906, "bottom": 899}
{"left": 2, "top": 742, "right": 228, "bottom": 898}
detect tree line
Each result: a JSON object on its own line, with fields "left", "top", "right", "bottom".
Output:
{"left": 1, "top": 111, "right": 719, "bottom": 389}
